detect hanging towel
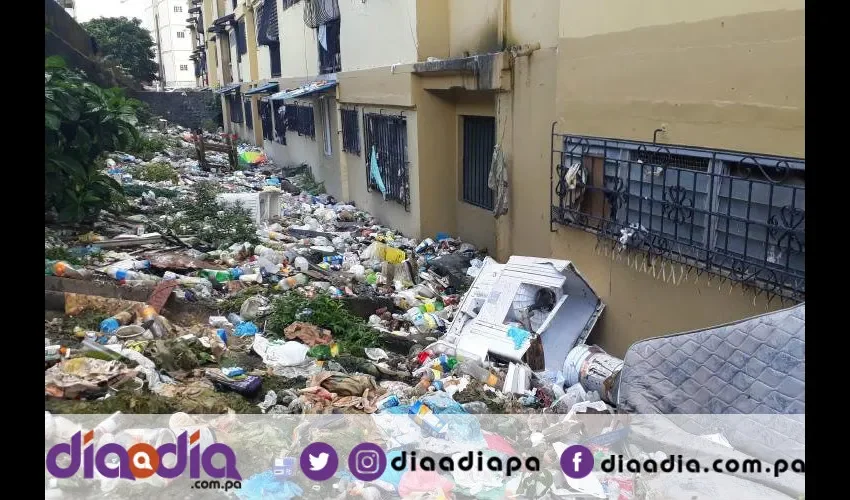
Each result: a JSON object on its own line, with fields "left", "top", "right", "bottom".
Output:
{"left": 370, "top": 146, "right": 388, "bottom": 198}
{"left": 488, "top": 144, "right": 509, "bottom": 217}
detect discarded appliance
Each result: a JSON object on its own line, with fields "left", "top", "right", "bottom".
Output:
{"left": 216, "top": 190, "right": 282, "bottom": 226}
{"left": 426, "top": 256, "right": 604, "bottom": 371}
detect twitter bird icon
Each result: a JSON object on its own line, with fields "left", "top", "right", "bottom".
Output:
{"left": 300, "top": 442, "right": 338, "bottom": 481}
{"left": 309, "top": 452, "right": 329, "bottom": 471}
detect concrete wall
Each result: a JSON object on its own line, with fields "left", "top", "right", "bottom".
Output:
{"left": 278, "top": 0, "right": 318, "bottom": 78}
{"left": 539, "top": 0, "right": 806, "bottom": 356}
{"left": 448, "top": 0, "right": 501, "bottom": 57}
{"left": 132, "top": 90, "right": 223, "bottom": 129}
{"left": 338, "top": 0, "right": 419, "bottom": 71}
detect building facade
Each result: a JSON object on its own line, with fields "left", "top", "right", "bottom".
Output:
{"left": 202, "top": 0, "right": 805, "bottom": 356}
{"left": 142, "top": 0, "right": 196, "bottom": 88}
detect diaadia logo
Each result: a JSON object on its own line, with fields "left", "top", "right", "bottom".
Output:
{"left": 45, "top": 430, "right": 242, "bottom": 481}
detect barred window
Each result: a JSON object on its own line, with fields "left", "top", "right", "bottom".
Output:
{"left": 551, "top": 133, "right": 805, "bottom": 301}
{"left": 259, "top": 100, "right": 273, "bottom": 141}
{"left": 244, "top": 99, "right": 253, "bottom": 130}
{"left": 285, "top": 103, "right": 315, "bottom": 139}
{"left": 364, "top": 113, "right": 409, "bottom": 209}
{"left": 227, "top": 91, "right": 243, "bottom": 123}
{"left": 341, "top": 108, "right": 360, "bottom": 155}
{"left": 462, "top": 116, "right": 496, "bottom": 210}
{"left": 272, "top": 101, "right": 286, "bottom": 145}
{"left": 236, "top": 19, "right": 247, "bottom": 56}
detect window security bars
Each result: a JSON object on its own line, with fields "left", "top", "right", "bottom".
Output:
{"left": 364, "top": 113, "right": 409, "bottom": 210}
{"left": 228, "top": 92, "right": 243, "bottom": 123}
{"left": 259, "top": 100, "right": 273, "bottom": 141}
{"left": 244, "top": 99, "right": 253, "bottom": 129}
{"left": 285, "top": 103, "right": 316, "bottom": 139}
{"left": 272, "top": 101, "right": 286, "bottom": 145}
{"left": 462, "top": 116, "right": 496, "bottom": 210}
{"left": 551, "top": 130, "right": 805, "bottom": 303}
{"left": 341, "top": 108, "right": 360, "bottom": 155}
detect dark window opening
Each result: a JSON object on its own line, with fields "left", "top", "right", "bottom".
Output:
{"left": 318, "top": 18, "right": 341, "bottom": 74}
{"left": 259, "top": 100, "right": 273, "bottom": 142}
{"left": 364, "top": 113, "right": 409, "bottom": 209}
{"left": 341, "top": 108, "right": 360, "bottom": 156}
{"left": 462, "top": 116, "right": 496, "bottom": 211}
{"left": 269, "top": 43, "right": 281, "bottom": 77}
{"left": 236, "top": 19, "right": 247, "bottom": 56}
{"left": 228, "top": 91, "right": 243, "bottom": 123}
{"left": 256, "top": 0, "right": 281, "bottom": 77}
{"left": 244, "top": 99, "right": 253, "bottom": 129}
{"left": 284, "top": 103, "right": 315, "bottom": 139}
{"left": 272, "top": 101, "right": 287, "bottom": 145}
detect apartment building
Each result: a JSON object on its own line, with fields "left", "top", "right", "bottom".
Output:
{"left": 143, "top": 0, "right": 196, "bottom": 88}
{"left": 201, "top": 0, "right": 805, "bottom": 356}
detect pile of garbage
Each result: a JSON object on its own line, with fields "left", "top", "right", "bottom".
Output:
{"left": 44, "top": 124, "right": 624, "bottom": 420}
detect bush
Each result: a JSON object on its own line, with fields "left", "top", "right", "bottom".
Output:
{"left": 45, "top": 56, "right": 144, "bottom": 223}
{"left": 131, "top": 162, "right": 179, "bottom": 184}
{"left": 128, "top": 132, "right": 178, "bottom": 161}
{"left": 167, "top": 181, "right": 258, "bottom": 248}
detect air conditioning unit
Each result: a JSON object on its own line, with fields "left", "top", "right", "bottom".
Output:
{"left": 216, "top": 189, "right": 281, "bottom": 226}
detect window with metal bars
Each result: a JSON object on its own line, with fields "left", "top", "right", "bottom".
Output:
{"left": 227, "top": 92, "right": 243, "bottom": 123}
{"left": 272, "top": 101, "right": 286, "bottom": 145}
{"left": 462, "top": 116, "right": 496, "bottom": 210}
{"left": 259, "top": 100, "right": 273, "bottom": 141}
{"left": 318, "top": 18, "right": 341, "bottom": 74}
{"left": 256, "top": 0, "right": 281, "bottom": 77}
{"left": 236, "top": 19, "right": 247, "bottom": 56}
{"left": 551, "top": 133, "right": 805, "bottom": 301}
{"left": 284, "top": 103, "right": 315, "bottom": 139}
{"left": 364, "top": 113, "right": 409, "bottom": 209}
{"left": 244, "top": 99, "right": 253, "bottom": 129}
{"left": 340, "top": 108, "right": 360, "bottom": 155}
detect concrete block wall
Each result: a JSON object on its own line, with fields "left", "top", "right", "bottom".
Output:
{"left": 130, "top": 91, "right": 224, "bottom": 130}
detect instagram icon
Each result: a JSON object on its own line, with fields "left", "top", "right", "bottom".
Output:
{"left": 348, "top": 442, "right": 386, "bottom": 481}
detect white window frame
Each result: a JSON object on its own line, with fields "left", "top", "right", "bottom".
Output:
{"left": 320, "top": 97, "right": 333, "bottom": 157}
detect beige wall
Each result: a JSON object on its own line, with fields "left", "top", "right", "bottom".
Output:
{"left": 257, "top": 45, "right": 271, "bottom": 80}
{"left": 550, "top": 229, "right": 788, "bottom": 358}
{"left": 416, "top": 0, "right": 449, "bottom": 60}
{"left": 448, "top": 0, "right": 501, "bottom": 57}
{"left": 278, "top": 1, "right": 318, "bottom": 79}
{"left": 506, "top": 0, "right": 558, "bottom": 48}
{"left": 339, "top": 0, "right": 419, "bottom": 71}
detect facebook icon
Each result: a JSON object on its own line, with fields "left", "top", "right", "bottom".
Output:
{"left": 274, "top": 457, "right": 296, "bottom": 477}
{"left": 560, "top": 445, "right": 594, "bottom": 479}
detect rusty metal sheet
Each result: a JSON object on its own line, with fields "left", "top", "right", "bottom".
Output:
{"left": 147, "top": 280, "right": 179, "bottom": 313}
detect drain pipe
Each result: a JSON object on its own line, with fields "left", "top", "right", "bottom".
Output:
{"left": 509, "top": 42, "right": 542, "bottom": 59}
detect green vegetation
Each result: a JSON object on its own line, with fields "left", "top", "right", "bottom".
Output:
{"left": 44, "top": 247, "right": 83, "bottom": 266}
{"left": 299, "top": 168, "right": 326, "bottom": 195}
{"left": 129, "top": 162, "right": 179, "bottom": 184}
{"left": 122, "top": 184, "right": 179, "bottom": 199}
{"left": 268, "top": 292, "right": 382, "bottom": 356}
{"left": 81, "top": 17, "right": 159, "bottom": 84}
{"left": 127, "top": 132, "right": 179, "bottom": 161}
{"left": 45, "top": 56, "right": 143, "bottom": 223}
{"left": 167, "top": 181, "right": 258, "bottom": 248}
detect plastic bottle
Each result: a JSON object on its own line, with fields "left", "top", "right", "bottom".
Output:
{"left": 106, "top": 267, "right": 158, "bottom": 282}
{"left": 49, "top": 261, "right": 91, "bottom": 280}
{"left": 254, "top": 245, "right": 284, "bottom": 264}
{"left": 227, "top": 313, "right": 244, "bottom": 326}
{"left": 275, "top": 273, "right": 308, "bottom": 291}
{"left": 100, "top": 311, "right": 134, "bottom": 333}
{"left": 457, "top": 360, "right": 499, "bottom": 386}
{"left": 239, "top": 273, "right": 263, "bottom": 284}
{"left": 293, "top": 256, "right": 310, "bottom": 272}
{"left": 199, "top": 269, "right": 232, "bottom": 282}
{"left": 45, "top": 345, "right": 70, "bottom": 363}
{"left": 432, "top": 354, "right": 457, "bottom": 372}
{"left": 256, "top": 229, "right": 286, "bottom": 241}
{"left": 140, "top": 306, "right": 167, "bottom": 338}
{"left": 461, "top": 401, "right": 489, "bottom": 414}
{"left": 108, "top": 259, "right": 151, "bottom": 271}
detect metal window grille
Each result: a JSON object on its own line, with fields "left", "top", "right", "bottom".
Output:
{"left": 227, "top": 92, "right": 243, "bottom": 123}
{"left": 244, "top": 99, "right": 253, "bottom": 129}
{"left": 259, "top": 100, "right": 273, "bottom": 141}
{"left": 364, "top": 113, "right": 409, "bottom": 210}
{"left": 272, "top": 101, "right": 287, "bottom": 145}
{"left": 282, "top": 0, "right": 301, "bottom": 11}
{"left": 236, "top": 19, "right": 247, "bottom": 55}
{"left": 341, "top": 108, "right": 360, "bottom": 155}
{"left": 269, "top": 43, "right": 281, "bottom": 77}
{"left": 462, "top": 116, "right": 496, "bottom": 210}
{"left": 318, "top": 18, "right": 341, "bottom": 74}
{"left": 285, "top": 103, "right": 315, "bottom": 139}
{"left": 551, "top": 131, "right": 805, "bottom": 302}
{"left": 256, "top": 0, "right": 279, "bottom": 45}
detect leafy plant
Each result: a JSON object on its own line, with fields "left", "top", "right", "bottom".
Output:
{"left": 128, "top": 132, "right": 178, "bottom": 161}
{"left": 268, "top": 292, "right": 382, "bottom": 356}
{"left": 45, "top": 56, "right": 143, "bottom": 222}
{"left": 167, "top": 181, "right": 259, "bottom": 248}
{"left": 130, "top": 162, "right": 179, "bottom": 184}
{"left": 82, "top": 17, "right": 159, "bottom": 84}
